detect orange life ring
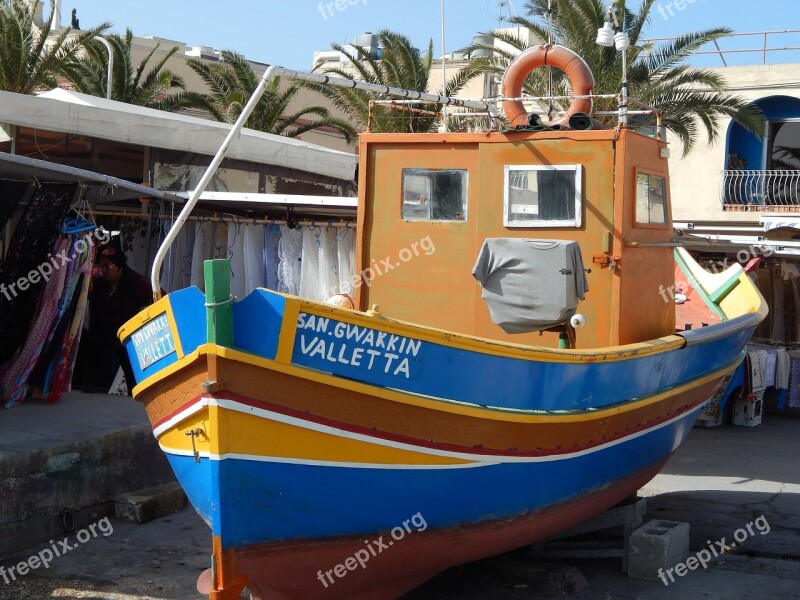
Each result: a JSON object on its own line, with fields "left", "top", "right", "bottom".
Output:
{"left": 501, "top": 44, "right": 595, "bottom": 129}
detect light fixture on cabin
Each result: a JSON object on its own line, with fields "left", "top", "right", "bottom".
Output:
{"left": 596, "top": 20, "right": 615, "bottom": 47}
{"left": 614, "top": 31, "right": 630, "bottom": 51}
{"left": 596, "top": 4, "right": 630, "bottom": 127}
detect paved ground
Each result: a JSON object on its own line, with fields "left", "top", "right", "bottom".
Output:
{"left": 1, "top": 408, "right": 798, "bottom": 599}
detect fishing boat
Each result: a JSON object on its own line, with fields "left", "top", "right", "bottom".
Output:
{"left": 119, "top": 45, "right": 766, "bottom": 599}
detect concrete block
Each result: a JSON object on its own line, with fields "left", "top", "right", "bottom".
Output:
{"left": 115, "top": 482, "right": 188, "bottom": 524}
{"left": 627, "top": 519, "right": 690, "bottom": 581}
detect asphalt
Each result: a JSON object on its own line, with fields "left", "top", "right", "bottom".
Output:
{"left": 0, "top": 392, "right": 798, "bottom": 599}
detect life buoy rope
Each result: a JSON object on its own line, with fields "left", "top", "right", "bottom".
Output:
{"left": 501, "top": 44, "right": 595, "bottom": 129}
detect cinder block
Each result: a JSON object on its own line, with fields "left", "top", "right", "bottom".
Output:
{"left": 627, "top": 519, "right": 690, "bottom": 581}
{"left": 115, "top": 482, "right": 188, "bottom": 524}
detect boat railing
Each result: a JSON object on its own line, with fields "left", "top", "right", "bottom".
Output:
{"left": 370, "top": 93, "right": 660, "bottom": 132}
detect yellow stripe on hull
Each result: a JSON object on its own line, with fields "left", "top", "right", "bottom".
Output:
{"left": 157, "top": 399, "right": 476, "bottom": 467}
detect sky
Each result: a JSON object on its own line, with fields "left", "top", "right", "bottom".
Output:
{"left": 60, "top": 0, "right": 800, "bottom": 70}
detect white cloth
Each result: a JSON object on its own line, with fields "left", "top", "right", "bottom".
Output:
{"left": 299, "top": 226, "right": 322, "bottom": 301}
{"left": 337, "top": 226, "right": 356, "bottom": 295}
{"left": 763, "top": 350, "right": 777, "bottom": 388}
{"left": 264, "top": 225, "right": 281, "bottom": 291}
{"left": 318, "top": 227, "right": 341, "bottom": 299}
{"left": 776, "top": 348, "right": 791, "bottom": 390}
{"left": 190, "top": 221, "right": 215, "bottom": 290}
{"left": 227, "top": 222, "right": 246, "bottom": 299}
{"left": 278, "top": 226, "right": 302, "bottom": 295}
{"left": 242, "top": 224, "right": 266, "bottom": 294}
{"left": 748, "top": 350, "right": 768, "bottom": 394}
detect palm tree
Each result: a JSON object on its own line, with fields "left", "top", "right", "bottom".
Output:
{"left": 185, "top": 50, "right": 356, "bottom": 142}
{"left": 62, "top": 29, "right": 193, "bottom": 111}
{"left": 0, "top": 0, "right": 108, "bottom": 94}
{"left": 314, "top": 30, "right": 475, "bottom": 133}
{"left": 463, "top": 0, "right": 765, "bottom": 154}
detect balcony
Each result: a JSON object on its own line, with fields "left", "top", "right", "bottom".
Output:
{"left": 721, "top": 170, "right": 800, "bottom": 212}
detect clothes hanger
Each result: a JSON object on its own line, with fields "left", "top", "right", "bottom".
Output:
{"left": 60, "top": 184, "right": 97, "bottom": 234}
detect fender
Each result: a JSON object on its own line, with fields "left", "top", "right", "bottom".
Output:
{"left": 501, "top": 44, "right": 595, "bottom": 128}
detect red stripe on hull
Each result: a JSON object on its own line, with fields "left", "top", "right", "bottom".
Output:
{"left": 154, "top": 385, "right": 713, "bottom": 458}
{"left": 231, "top": 460, "right": 666, "bottom": 600}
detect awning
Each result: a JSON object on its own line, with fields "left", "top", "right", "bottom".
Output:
{"left": 0, "top": 88, "right": 357, "bottom": 182}
{"left": 761, "top": 217, "right": 800, "bottom": 233}
{"left": 0, "top": 151, "right": 183, "bottom": 204}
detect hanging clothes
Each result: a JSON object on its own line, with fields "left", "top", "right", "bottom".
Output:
{"left": 0, "top": 180, "right": 29, "bottom": 232}
{"left": 213, "top": 221, "right": 229, "bottom": 259}
{"left": 278, "top": 226, "right": 302, "bottom": 295}
{"left": 242, "top": 224, "right": 266, "bottom": 295}
{"left": 299, "top": 226, "right": 322, "bottom": 301}
{"left": 336, "top": 226, "right": 356, "bottom": 295}
{"left": 264, "top": 225, "right": 281, "bottom": 291}
{"left": 227, "top": 221, "right": 246, "bottom": 299}
{"left": 0, "top": 182, "right": 77, "bottom": 365}
{"left": 775, "top": 348, "right": 791, "bottom": 390}
{"left": 2, "top": 238, "right": 72, "bottom": 407}
{"left": 789, "top": 350, "right": 800, "bottom": 409}
{"left": 28, "top": 236, "right": 87, "bottom": 394}
{"left": 318, "top": 227, "right": 341, "bottom": 300}
{"left": 190, "top": 221, "right": 215, "bottom": 290}
{"left": 47, "top": 246, "right": 95, "bottom": 403}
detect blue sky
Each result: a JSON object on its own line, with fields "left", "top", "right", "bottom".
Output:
{"left": 64, "top": 0, "right": 800, "bottom": 70}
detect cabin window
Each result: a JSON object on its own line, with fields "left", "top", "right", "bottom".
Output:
{"left": 635, "top": 173, "right": 668, "bottom": 225}
{"left": 503, "top": 165, "right": 582, "bottom": 227}
{"left": 402, "top": 169, "right": 467, "bottom": 221}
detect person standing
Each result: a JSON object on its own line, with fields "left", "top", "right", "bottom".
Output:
{"left": 89, "top": 247, "right": 153, "bottom": 394}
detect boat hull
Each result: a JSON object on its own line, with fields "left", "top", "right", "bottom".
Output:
{"left": 121, "top": 286, "right": 761, "bottom": 599}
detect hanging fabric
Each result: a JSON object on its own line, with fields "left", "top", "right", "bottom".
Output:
{"left": 337, "top": 225, "right": 356, "bottom": 295}
{"left": 2, "top": 238, "right": 72, "bottom": 407}
{"left": 28, "top": 236, "right": 85, "bottom": 392}
{"left": 213, "top": 221, "right": 228, "bottom": 259}
{"left": 300, "top": 226, "right": 322, "bottom": 301}
{"left": 278, "top": 226, "right": 302, "bottom": 295}
{"left": 789, "top": 350, "right": 800, "bottom": 409}
{"left": 0, "top": 182, "right": 77, "bottom": 365}
{"left": 264, "top": 225, "right": 281, "bottom": 291}
{"left": 190, "top": 221, "right": 215, "bottom": 290}
{"left": 242, "top": 224, "right": 266, "bottom": 294}
{"left": 46, "top": 245, "right": 95, "bottom": 403}
{"left": 318, "top": 227, "right": 341, "bottom": 300}
{"left": 0, "top": 180, "right": 29, "bottom": 232}
{"left": 227, "top": 221, "right": 246, "bottom": 299}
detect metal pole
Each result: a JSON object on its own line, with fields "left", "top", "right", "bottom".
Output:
{"left": 440, "top": 0, "right": 447, "bottom": 131}
{"left": 620, "top": 49, "right": 628, "bottom": 127}
{"left": 96, "top": 36, "right": 114, "bottom": 100}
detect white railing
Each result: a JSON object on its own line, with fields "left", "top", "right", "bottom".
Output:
{"left": 721, "top": 169, "right": 800, "bottom": 208}
{"left": 643, "top": 30, "right": 800, "bottom": 67}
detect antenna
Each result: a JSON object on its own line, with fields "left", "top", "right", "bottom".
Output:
{"left": 497, "top": 0, "right": 506, "bottom": 29}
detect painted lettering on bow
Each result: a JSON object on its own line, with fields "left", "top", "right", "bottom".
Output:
{"left": 130, "top": 313, "right": 176, "bottom": 370}
{"left": 294, "top": 313, "right": 421, "bottom": 379}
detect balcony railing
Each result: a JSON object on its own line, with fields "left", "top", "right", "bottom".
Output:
{"left": 721, "top": 170, "right": 800, "bottom": 211}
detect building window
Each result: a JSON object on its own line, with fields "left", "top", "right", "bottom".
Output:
{"left": 767, "top": 121, "right": 800, "bottom": 170}
{"left": 402, "top": 168, "right": 467, "bottom": 221}
{"left": 504, "top": 165, "right": 582, "bottom": 227}
{"left": 635, "top": 173, "right": 668, "bottom": 225}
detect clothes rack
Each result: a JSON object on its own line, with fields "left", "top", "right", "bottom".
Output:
{"left": 90, "top": 209, "right": 355, "bottom": 228}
